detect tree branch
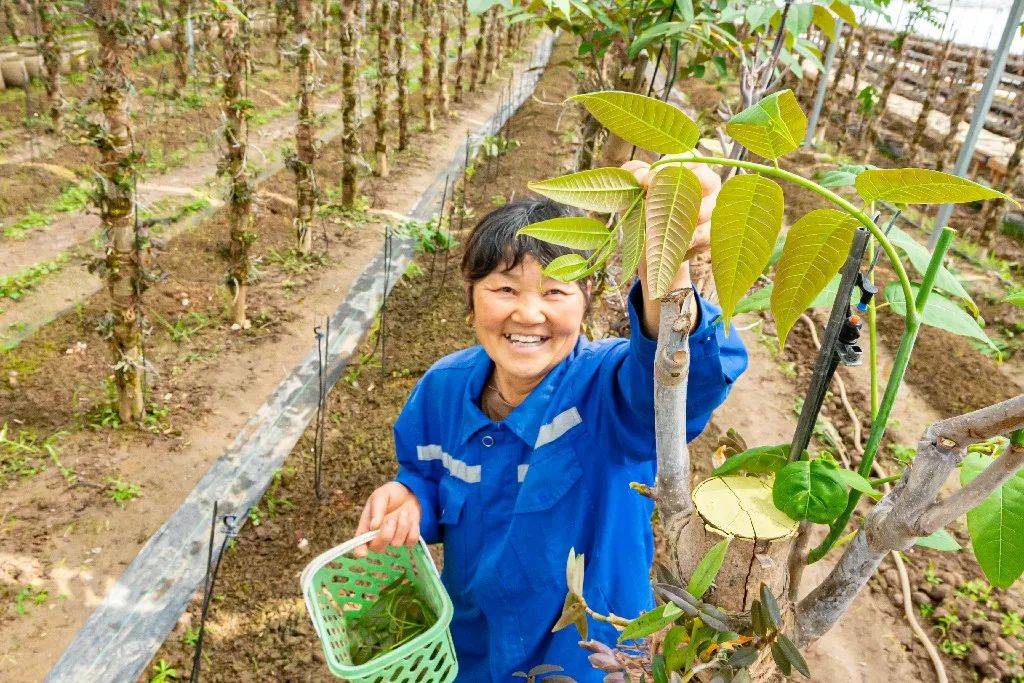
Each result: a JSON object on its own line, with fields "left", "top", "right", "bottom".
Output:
{"left": 654, "top": 287, "right": 694, "bottom": 519}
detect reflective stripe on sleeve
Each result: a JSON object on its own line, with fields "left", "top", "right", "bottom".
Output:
{"left": 534, "top": 407, "right": 582, "bottom": 449}
{"left": 517, "top": 464, "right": 529, "bottom": 483}
{"left": 416, "top": 444, "right": 481, "bottom": 483}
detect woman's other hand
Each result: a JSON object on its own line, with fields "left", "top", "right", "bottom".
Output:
{"left": 353, "top": 481, "right": 422, "bottom": 556}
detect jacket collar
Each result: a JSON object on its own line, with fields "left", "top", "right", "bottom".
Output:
{"left": 458, "top": 337, "right": 584, "bottom": 449}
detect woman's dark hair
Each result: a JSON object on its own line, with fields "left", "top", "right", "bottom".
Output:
{"left": 460, "top": 197, "right": 592, "bottom": 311}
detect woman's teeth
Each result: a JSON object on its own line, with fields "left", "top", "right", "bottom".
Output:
{"left": 505, "top": 334, "right": 547, "bottom": 346}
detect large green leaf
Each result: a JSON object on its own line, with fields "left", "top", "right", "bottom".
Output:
{"left": 686, "top": 537, "right": 730, "bottom": 599}
{"left": 618, "top": 602, "right": 684, "bottom": 643}
{"left": 771, "top": 209, "right": 858, "bottom": 346}
{"left": 646, "top": 165, "right": 702, "bottom": 299}
{"left": 712, "top": 444, "right": 789, "bottom": 477}
{"left": 711, "top": 174, "right": 785, "bottom": 328}
{"left": 725, "top": 90, "right": 807, "bottom": 160}
{"left": 772, "top": 459, "right": 848, "bottom": 524}
{"left": 528, "top": 168, "right": 641, "bottom": 213}
{"left": 855, "top": 168, "right": 1019, "bottom": 206}
{"left": 886, "top": 226, "right": 976, "bottom": 313}
{"left": 884, "top": 282, "right": 995, "bottom": 350}
{"left": 516, "top": 216, "right": 610, "bottom": 250}
{"left": 571, "top": 91, "right": 699, "bottom": 154}
{"left": 618, "top": 200, "right": 645, "bottom": 283}
{"left": 961, "top": 451, "right": 1024, "bottom": 588}
{"left": 542, "top": 253, "right": 589, "bottom": 281}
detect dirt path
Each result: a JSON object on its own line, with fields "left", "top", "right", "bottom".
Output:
{"left": 0, "top": 37, "right": 534, "bottom": 681}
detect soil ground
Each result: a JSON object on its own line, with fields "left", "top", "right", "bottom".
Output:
{"left": 0, "top": 31, "right": 534, "bottom": 680}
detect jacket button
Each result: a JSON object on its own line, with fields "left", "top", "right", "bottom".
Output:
{"left": 482, "top": 435, "right": 494, "bottom": 447}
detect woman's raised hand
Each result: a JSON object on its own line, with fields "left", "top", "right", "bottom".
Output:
{"left": 353, "top": 481, "right": 422, "bottom": 556}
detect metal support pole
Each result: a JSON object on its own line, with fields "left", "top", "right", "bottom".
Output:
{"left": 804, "top": 19, "right": 843, "bottom": 148}
{"left": 929, "top": 0, "right": 1024, "bottom": 247}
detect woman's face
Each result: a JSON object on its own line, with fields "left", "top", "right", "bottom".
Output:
{"left": 471, "top": 254, "right": 588, "bottom": 388}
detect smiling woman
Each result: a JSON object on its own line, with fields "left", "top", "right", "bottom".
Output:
{"left": 353, "top": 193, "right": 748, "bottom": 681}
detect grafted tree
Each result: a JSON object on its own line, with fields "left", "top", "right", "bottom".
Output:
{"left": 272, "top": 0, "right": 289, "bottom": 65}
{"left": 373, "top": 0, "right": 393, "bottom": 176}
{"left": 481, "top": 6, "right": 497, "bottom": 85}
{"left": 338, "top": 0, "right": 360, "bottom": 206}
{"left": 977, "top": 112, "right": 1024, "bottom": 252}
{"left": 86, "top": 0, "right": 147, "bottom": 422}
{"left": 393, "top": 0, "right": 410, "bottom": 150}
{"left": 436, "top": 0, "right": 449, "bottom": 117}
{"left": 172, "top": 0, "right": 191, "bottom": 94}
{"left": 936, "top": 48, "right": 981, "bottom": 173}
{"left": 471, "top": 6, "right": 486, "bottom": 90}
{"left": 453, "top": 0, "right": 467, "bottom": 102}
{"left": 421, "top": 0, "right": 436, "bottom": 132}
{"left": 908, "top": 39, "right": 952, "bottom": 165}
{"left": 858, "top": 28, "right": 909, "bottom": 158}
{"left": 839, "top": 26, "right": 875, "bottom": 145}
{"left": 33, "top": 0, "right": 64, "bottom": 133}
{"left": 292, "top": 0, "right": 318, "bottom": 253}
{"left": 218, "top": 0, "right": 257, "bottom": 326}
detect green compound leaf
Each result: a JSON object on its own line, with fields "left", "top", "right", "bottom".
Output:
{"left": 646, "top": 165, "right": 702, "bottom": 299}
{"left": 516, "top": 216, "right": 610, "bottom": 250}
{"left": 711, "top": 174, "right": 785, "bottom": 329}
{"left": 618, "top": 200, "right": 645, "bottom": 283}
{"left": 528, "top": 168, "right": 641, "bottom": 213}
{"left": 916, "top": 529, "right": 962, "bottom": 552}
{"left": 771, "top": 209, "right": 858, "bottom": 347}
{"left": 855, "top": 168, "right": 1020, "bottom": 206}
{"left": 961, "top": 451, "right": 1024, "bottom": 588}
{"left": 712, "top": 443, "right": 789, "bottom": 477}
{"left": 884, "top": 282, "right": 995, "bottom": 350}
{"left": 725, "top": 90, "right": 807, "bottom": 160}
{"left": 618, "top": 602, "right": 684, "bottom": 643}
{"left": 570, "top": 91, "right": 699, "bottom": 155}
{"left": 686, "top": 537, "right": 730, "bottom": 599}
{"left": 886, "top": 226, "right": 976, "bottom": 314}
{"left": 542, "top": 254, "right": 589, "bottom": 282}
{"left": 772, "top": 459, "right": 849, "bottom": 524}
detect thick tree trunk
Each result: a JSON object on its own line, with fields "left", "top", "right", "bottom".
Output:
{"left": 88, "top": 0, "right": 146, "bottom": 423}
{"left": 273, "top": 0, "right": 288, "bottom": 65}
{"left": 293, "top": 0, "right": 317, "bottom": 253}
{"left": 421, "top": 0, "right": 435, "bottom": 132}
{"left": 453, "top": 0, "right": 466, "bottom": 102}
{"left": 393, "top": 0, "right": 409, "bottom": 150}
{"left": 318, "top": 0, "right": 330, "bottom": 51}
{"left": 373, "top": 0, "right": 392, "bottom": 177}
{"left": 470, "top": 7, "right": 486, "bottom": 90}
{"left": 436, "top": 0, "right": 449, "bottom": 117}
{"left": 220, "top": 0, "right": 256, "bottom": 326}
{"left": 339, "top": 0, "right": 360, "bottom": 206}
{"left": 937, "top": 48, "right": 981, "bottom": 173}
{"left": 34, "top": 0, "right": 63, "bottom": 133}
{"left": 2, "top": 0, "right": 20, "bottom": 42}
{"left": 978, "top": 129, "right": 1023, "bottom": 251}
{"left": 171, "top": 0, "right": 190, "bottom": 94}
{"left": 839, "top": 27, "right": 874, "bottom": 146}
{"left": 482, "top": 7, "right": 497, "bottom": 85}
{"left": 908, "top": 39, "right": 951, "bottom": 166}
{"left": 859, "top": 30, "right": 907, "bottom": 159}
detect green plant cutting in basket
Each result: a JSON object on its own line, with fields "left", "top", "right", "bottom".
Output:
{"left": 346, "top": 575, "right": 438, "bottom": 666}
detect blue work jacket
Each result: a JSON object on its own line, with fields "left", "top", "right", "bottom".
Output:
{"left": 394, "top": 282, "right": 748, "bottom": 681}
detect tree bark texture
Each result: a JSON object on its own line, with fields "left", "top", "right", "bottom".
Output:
{"left": 88, "top": 0, "right": 146, "bottom": 423}
{"left": 796, "top": 395, "right": 1024, "bottom": 645}
{"left": 34, "top": 0, "right": 63, "bottom": 133}
{"left": 482, "top": 7, "right": 497, "bottom": 85}
{"left": 172, "top": 0, "right": 190, "bottom": 94}
{"left": 421, "top": 0, "right": 435, "bottom": 132}
{"left": 2, "top": 0, "right": 20, "bottom": 42}
{"left": 859, "top": 30, "right": 908, "bottom": 159}
{"left": 220, "top": 0, "right": 256, "bottom": 325}
{"left": 825, "top": 23, "right": 855, "bottom": 138}
{"left": 293, "top": 0, "right": 317, "bottom": 253}
{"left": 339, "top": 0, "right": 360, "bottom": 206}
{"left": 908, "top": 39, "right": 952, "bottom": 166}
{"left": 453, "top": 0, "right": 466, "bottom": 102}
{"left": 393, "top": 0, "right": 409, "bottom": 150}
{"left": 273, "top": 0, "right": 289, "bottom": 65}
{"left": 471, "top": 7, "right": 486, "bottom": 90}
{"left": 978, "top": 126, "right": 1023, "bottom": 251}
{"left": 436, "top": 0, "right": 449, "bottom": 117}
{"left": 839, "top": 28, "right": 873, "bottom": 146}
{"left": 373, "top": 0, "right": 392, "bottom": 177}
{"left": 936, "top": 48, "right": 981, "bottom": 173}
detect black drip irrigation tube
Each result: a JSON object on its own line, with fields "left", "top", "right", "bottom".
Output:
{"left": 44, "top": 30, "right": 556, "bottom": 683}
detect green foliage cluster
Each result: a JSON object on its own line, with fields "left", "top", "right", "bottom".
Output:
{"left": 346, "top": 576, "right": 437, "bottom": 665}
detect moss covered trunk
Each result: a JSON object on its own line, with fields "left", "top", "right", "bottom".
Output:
{"left": 373, "top": 0, "right": 393, "bottom": 176}
{"left": 471, "top": 7, "right": 486, "bottom": 90}
{"left": 453, "top": 0, "right": 467, "bottom": 102}
{"left": 436, "top": 0, "right": 449, "bottom": 117}
{"left": 273, "top": 0, "right": 289, "bottom": 65}
{"left": 937, "top": 48, "right": 981, "bottom": 173}
{"left": 293, "top": 0, "right": 317, "bottom": 253}
{"left": 2, "top": 0, "right": 20, "bottom": 42}
{"left": 393, "top": 0, "right": 409, "bottom": 151}
{"left": 482, "top": 7, "right": 497, "bottom": 85}
{"left": 172, "top": 0, "right": 190, "bottom": 95}
{"left": 88, "top": 0, "right": 146, "bottom": 423}
{"left": 220, "top": 0, "right": 256, "bottom": 326}
{"left": 339, "top": 0, "right": 360, "bottom": 206}
{"left": 34, "top": 0, "right": 63, "bottom": 133}
{"left": 421, "top": 0, "right": 436, "bottom": 132}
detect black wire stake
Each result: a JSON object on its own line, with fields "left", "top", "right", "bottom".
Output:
{"left": 313, "top": 317, "right": 330, "bottom": 502}
{"left": 379, "top": 226, "right": 393, "bottom": 380}
{"left": 460, "top": 132, "right": 472, "bottom": 233}
{"left": 437, "top": 173, "right": 452, "bottom": 298}
{"left": 190, "top": 503, "right": 244, "bottom": 683}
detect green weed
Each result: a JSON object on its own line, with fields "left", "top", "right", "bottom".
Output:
{"left": 0, "top": 424, "right": 68, "bottom": 486}
{"left": 938, "top": 639, "right": 969, "bottom": 658}
{"left": 264, "top": 248, "right": 329, "bottom": 276}
{"left": 923, "top": 561, "right": 942, "bottom": 586}
{"left": 152, "top": 310, "right": 214, "bottom": 343}
{"left": 0, "top": 256, "right": 68, "bottom": 301}
{"left": 106, "top": 477, "right": 141, "bottom": 508}
{"left": 13, "top": 584, "right": 48, "bottom": 615}
{"left": 3, "top": 210, "right": 51, "bottom": 239}
{"left": 1001, "top": 611, "right": 1023, "bottom": 638}
{"left": 148, "top": 659, "right": 179, "bottom": 682}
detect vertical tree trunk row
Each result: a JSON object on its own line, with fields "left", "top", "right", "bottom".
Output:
{"left": 373, "top": 0, "right": 392, "bottom": 176}
{"left": 273, "top": 0, "right": 288, "bottom": 65}
{"left": 393, "top": 0, "right": 409, "bottom": 150}
{"left": 2, "top": 0, "right": 20, "bottom": 42}
{"left": 436, "top": 0, "right": 449, "bottom": 117}
{"left": 453, "top": 0, "right": 467, "bottom": 102}
{"left": 482, "top": 7, "right": 497, "bottom": 85}
{"left": 220, "top": 0, "right": 256, "bottom": 326}
{"left": 936, "top": 47, "right": 981, "bottom": 173}
{"left": 839, "top": 28, "right": 874, "bottom": 146}
{"left": 34, "top": 0, "right": 63, "bottom": 133}
{"left": 908, "top": 39, "right": 952, "bottom": 166}
{"left": 293, "top": 0, "right": 317, "bottom": 253}
{"left": 826, "top": 22, "right": 856, "bottom": 137}
{"left": 421, "top": 0, "right": 436, "bottom": 132}
{"left": 88, "top": 0, "right": 146, "bottom": 423}
{"left": 471, "top": 7, "right": 486, "bottom": 90}
{"left": 978, "top": 117, "right": 1024, "bottom": 251}
{"left": 172, "top": 0, "right": 190, "bottom": 94}
{"left": 859, "top": 30, "right": 908, "bottom": 158}
{"left": 339, "top": 0, "right": 360, "bottom": 206}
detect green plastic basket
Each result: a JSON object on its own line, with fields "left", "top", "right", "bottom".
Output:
{"left": 301, "top": 530, "right": 457, "bottom": 682}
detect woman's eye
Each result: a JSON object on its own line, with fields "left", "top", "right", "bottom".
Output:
{"left": 497, "top": 286, "right": 516, "bottom": 294}
{"left": 545, "top": 289, "right": 568, "bottom": 296}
